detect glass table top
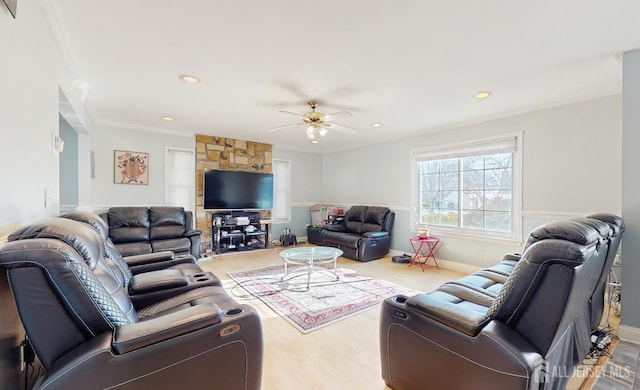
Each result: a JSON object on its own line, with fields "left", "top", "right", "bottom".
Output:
{"left": 279, "top": 246, "right": 343, "bottom": 262}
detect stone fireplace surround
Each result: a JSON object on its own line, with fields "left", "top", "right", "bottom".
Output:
{"left": 195, "top": 134, "right": 272, "bottom": 253}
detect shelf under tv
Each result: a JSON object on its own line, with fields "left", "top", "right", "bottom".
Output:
{"left": 211, "top": 211, "right": 270, "bottom": 254}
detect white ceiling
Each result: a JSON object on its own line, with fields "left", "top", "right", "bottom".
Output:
{"left": 50, "top": 0, "right": 640, "bottom": 153}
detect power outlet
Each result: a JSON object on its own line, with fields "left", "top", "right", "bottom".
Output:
{"left": 19, "top": 343, "right": 25, "bottom": 372}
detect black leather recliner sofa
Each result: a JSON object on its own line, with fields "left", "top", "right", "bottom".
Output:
{"left": 99, "top": 206, "right": 202, "bottom": 258}
{"left": 317, "top": 205, "right": 395, "bottom": 262}
{"left": 379, "top": 213, "right": 623, "bottom": 390}
{"left": 0, "top": 214, "right": 263, "bottom": 389}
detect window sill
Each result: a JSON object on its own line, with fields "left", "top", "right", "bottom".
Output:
{"left": 427, "top": 228, "right": 523, "bottom": 246}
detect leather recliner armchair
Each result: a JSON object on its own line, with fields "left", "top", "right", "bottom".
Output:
{"left": 100, "top": 206, "right": 202, "bottom": 258}
{"left": 319, "top": 205, "right": 395, "bottom": 262}
{"left": 380, "top": 215, "right": 622, "bottom": 390}
{"left": 0, "top": 217, "right": 263, "bottom": 389}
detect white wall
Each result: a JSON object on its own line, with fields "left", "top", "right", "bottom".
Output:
{"left": 272, "top": 148, "right": 324, "bottom": 206}
{"left": 321, "top": 95, "right": 622, "bottom": 267}
{"left": 0, "top": 2, "right": 64, "bottom": 226}
{"left": 59, "top": 116, "right": 79, "bottom": 209}
{"left": 271, "top": 148, "right": 324, "bottom": 237}
{"left": 90, "top": 125, "right": 195, "bottom": 209}
{"left": 621, "top": 50, "right": 640, "bottom": 333}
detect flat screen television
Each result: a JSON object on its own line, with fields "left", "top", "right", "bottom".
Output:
{"left": 204, "top": 169, "right": 273, "bottom": 210}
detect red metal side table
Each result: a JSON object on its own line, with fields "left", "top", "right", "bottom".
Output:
{"left": 408, "top": 235, "right": 440, "bottom": 271}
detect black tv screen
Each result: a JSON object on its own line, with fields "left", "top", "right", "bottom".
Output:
{"left": 204, "top": 170, "right": 273, "bottom": 210}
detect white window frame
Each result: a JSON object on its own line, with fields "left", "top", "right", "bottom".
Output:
{"left": 272, "top": 159, "right": 292, "bottom": 223}
{"left": 164, "top": 146, "right": 195, "bottom": 212}
{"left": 410, "top": 132, "right": 523, "bottom": 241}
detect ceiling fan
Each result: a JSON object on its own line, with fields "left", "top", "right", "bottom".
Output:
{"left": 266, "top": 101, "right": 359, "bottom": 143}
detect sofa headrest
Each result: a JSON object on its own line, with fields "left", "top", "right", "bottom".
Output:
{"left": 60, "top": 211, "right": 109, "bottom": 240}
{"left": 522, "top": 238, "right": 596, "bottom": 266}
{"left": 150, "top": 207, "right": 187, "bottom": 227}
{"left": 588, "top": 213, "right": 625, "bottom": 235}
{"left": 364, "top": 207, "right": 390, "bottom": 225}
{"left": 524, "top": 219, "right": 608, "bottom": 251}
{"left": 107, "top": 207, "right": 150, "bottom": 228}
{"left": 344, "top": 206, "right": 392, "bottom": 234}
{"left": 347, "top": 206, "right": 368, "bottom": 222}
{"left": 8, "top": 218, "right": 105, "bottom": 267}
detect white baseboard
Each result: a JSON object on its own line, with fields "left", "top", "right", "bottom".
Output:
{"left": 434, "top": 259, "right": 482, "bottom": 274}
{"left": 388, "top": 249, "right": 480, "bottom": 274}
{"left": 617, "top": 325, "right": 640, "bottom": 344}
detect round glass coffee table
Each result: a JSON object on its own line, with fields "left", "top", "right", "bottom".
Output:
{"left": 278, "top": 246, "right": 343, "bottom": 291}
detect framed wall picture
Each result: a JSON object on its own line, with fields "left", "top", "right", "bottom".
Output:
{"left": 3, "top": 0, "right": 16, "bottom": 18}
{"left": 114, "top": 150, "right": 148, "bottom": 185}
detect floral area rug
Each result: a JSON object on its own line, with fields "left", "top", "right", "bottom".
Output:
{"left": 228, "top": 264, "right": 414, "bottom": 333}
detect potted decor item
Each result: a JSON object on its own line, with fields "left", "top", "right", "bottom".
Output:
{"left": 411, "top": 206, "right": 430, "bottom": 238}
{"left": 417, "top": 225, "right": 430, "bottom": 238}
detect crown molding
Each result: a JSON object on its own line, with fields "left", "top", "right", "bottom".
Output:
{"left": 41, "top": 0, "right": 99, "bottom": 128}
{"left": 96, "top": 120, "right": 195, "bottom": 138}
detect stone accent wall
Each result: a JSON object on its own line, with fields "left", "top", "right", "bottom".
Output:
{"left": 195, "top": 134, "right": 273, "bottom": 249}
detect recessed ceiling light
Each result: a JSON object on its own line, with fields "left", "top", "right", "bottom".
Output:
{"left": 371, "top": 123, "right": 382, "bottom": 127}
{"left": 161, "top": 116, "right": 175, "bottom": 121}
{"left": 475, "top": 91, "right": 492, "bottom": 99}
{"left": 179, "top": 74, "right": 200, "bottom": 84}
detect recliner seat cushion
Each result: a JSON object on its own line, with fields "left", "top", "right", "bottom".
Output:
{"left": 137, "top": 286, "right": 239, "bottom": 319}
{"left": 152, "top": 238, "right": 191, "bottom": 254}
{"left": 117, "top": 242, "right": 152, "bottom": 256}
{"left": 321, "top": 231, "right": 362, "bottom": 249}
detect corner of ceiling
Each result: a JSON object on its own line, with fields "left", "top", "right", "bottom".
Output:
{"left": 41, "top": 0, "right": 99, "bottom": 133}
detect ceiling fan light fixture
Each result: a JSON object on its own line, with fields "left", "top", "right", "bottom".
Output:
{"left": 269, "top": 101, "right": 359, "bottom": 143}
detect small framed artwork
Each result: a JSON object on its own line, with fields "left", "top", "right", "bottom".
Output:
{"left": 114, "top": 150, "right": 148, "bottom": 185}
{"left": 3, "top": 0, "right": 16, "bottom": 18}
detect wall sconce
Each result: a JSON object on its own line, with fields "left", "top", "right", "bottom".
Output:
{"left": 52, "top": 134, "right": 64, "bottom": 154}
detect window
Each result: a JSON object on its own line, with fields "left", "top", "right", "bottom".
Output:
{"left": 411, "top": 133, "right": 522, "bottom": 240}
{"left": 272, "top": 159, "right": 291, "bottom": 222}
{"left": 164, "top": 146, "right": 195, "bottom": 211}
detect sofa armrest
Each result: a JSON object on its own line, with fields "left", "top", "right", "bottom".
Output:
{"left": 362, "top": 231, "right": 389, "bottom": 239}
{"left": 184, "top": 229, "right": 202, "bottom": 238}
{"left": 406, "top": 293, "right": 490, "bottom": 336}
{"left": 113, "top": 304, "right": 222, "bottom": 354}
{"left": 128, "top": 269, "right": 188, "bottom": 295}
{"left": 125, "top": 250, "right": 175, "bottom": 266}
{"left": 503, "top": 252, "right": 522, "bottom": 262}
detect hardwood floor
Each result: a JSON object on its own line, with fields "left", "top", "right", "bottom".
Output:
{"left": 199, "top": 246, "right": 619, "bottom": 389}
{"left": 197, "top": 246, "right": 464, "bottom": 390}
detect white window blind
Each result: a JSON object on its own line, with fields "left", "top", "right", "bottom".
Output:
{"left": 272, "top": 159, "right": 291, "bottom": 222}
{"left": 411, "top": 133, "right": 522, "bottom": 240}
{"left": 164, "top": 147, "right": 195, "bottom": 212}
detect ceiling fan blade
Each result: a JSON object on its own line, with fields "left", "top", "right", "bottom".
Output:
{"left": 278, "top": 110, "right": 306, "bottom": 119}
{"left": 322, "top": 111, "right": 352, "bottom": 121}
{"left": 324, "top": 122, "right": 359, "bottom": 135}
{"left": 266, "top": 123, "right": 305, "bottom": 132}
